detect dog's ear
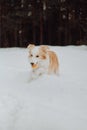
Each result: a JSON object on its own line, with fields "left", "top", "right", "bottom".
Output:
{"left": 27, "top": 44, "right": 35, "bottom": 50}
{"left": 39, "top": 45, "right": 49, "bottom": 53}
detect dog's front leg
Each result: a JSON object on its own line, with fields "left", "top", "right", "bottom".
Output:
{"left": 28, "top": 70, "right": 39, "bottom": 81}
{"left": 28, "top": 67, "right": 45, "bottom": 81}
{"left": 35, "top": 67, "right": 45, "bottom": 76}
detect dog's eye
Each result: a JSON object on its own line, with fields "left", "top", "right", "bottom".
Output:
{"left": 30, "top": 54, "right": 33, "bottom": 57}
{"left": 36, "top": 55, "right": 39, "bottom": 58}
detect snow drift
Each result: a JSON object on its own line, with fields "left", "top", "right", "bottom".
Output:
{"left": 0, "top": 45, "right": 87, "bottom": 130}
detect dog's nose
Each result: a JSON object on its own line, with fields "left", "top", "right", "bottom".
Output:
{"left": 30, "top": 62, "right": 34, "bottom": 66}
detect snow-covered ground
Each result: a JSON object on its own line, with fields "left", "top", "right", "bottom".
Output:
{"left": 0, "top": 45, "right": 87, "bottom": 130}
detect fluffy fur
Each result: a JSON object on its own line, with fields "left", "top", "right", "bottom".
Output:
{"left": 27, "top": 44, "right": 59, "bottom": 80}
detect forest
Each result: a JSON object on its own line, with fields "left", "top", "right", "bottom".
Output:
{"left": 0, "top": 0, "right": 87, "bottom": 47}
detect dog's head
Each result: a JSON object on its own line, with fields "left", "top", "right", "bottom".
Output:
{"left": 27, "top": 44, "right": 49, "bottom": 69}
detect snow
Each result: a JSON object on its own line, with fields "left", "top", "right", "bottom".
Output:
{"left": 0, "top": 45, "right": 87, "bottom": 130}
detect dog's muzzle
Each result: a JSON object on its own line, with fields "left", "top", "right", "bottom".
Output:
{"left": 30, "top": 62, "right": 38, "bottom": 69}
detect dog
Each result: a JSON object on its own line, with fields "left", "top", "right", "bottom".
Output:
{"left": 27, "top": 44, "right": 59, "bottom": 80}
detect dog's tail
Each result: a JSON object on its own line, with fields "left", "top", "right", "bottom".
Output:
{"left": 48, "top": 51, "right": 59, "bottom": 74}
